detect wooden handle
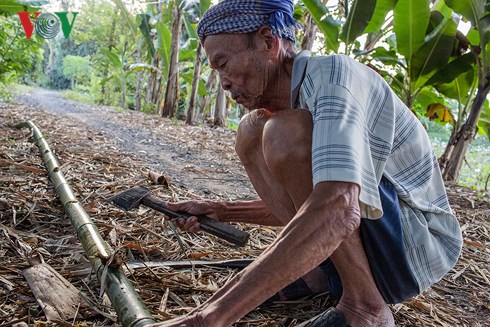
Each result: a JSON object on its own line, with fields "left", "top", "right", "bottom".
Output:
{"left": 141, "top": 196, "right": 250, "bottom": 247}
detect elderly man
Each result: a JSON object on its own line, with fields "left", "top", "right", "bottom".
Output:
{"left": 158, "top": 0, "right": 463, "bottom": 326}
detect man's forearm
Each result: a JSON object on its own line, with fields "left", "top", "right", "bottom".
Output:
{"left": 192, "top": 182, "right": 361, "bottom": 326}
{"left": 218, "top": 200, "right": 284, "bottom": 226}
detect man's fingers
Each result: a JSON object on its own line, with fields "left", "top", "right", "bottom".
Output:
{"left": 165, "top": 202, "right": 185, "bottom": 211}
{"left": 176, "top": 216, "right": 201, "bottom": 232}
{"left": 166, "top": 201, "right": 207, "bottom": 215}
{"left": 187, "top": 222, "right": 201, "bottom": 233}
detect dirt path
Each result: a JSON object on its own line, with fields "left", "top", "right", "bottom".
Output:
{"left": 17, "top": 89, "right": 256, "bottom": 200}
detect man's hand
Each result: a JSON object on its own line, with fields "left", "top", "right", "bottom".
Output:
{"left": 165, "top": 201, "right": 224, "bottom": 233}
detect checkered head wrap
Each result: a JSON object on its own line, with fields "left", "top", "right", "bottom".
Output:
{"left": 197, "top": 0, "right": 302, "bottom": 43}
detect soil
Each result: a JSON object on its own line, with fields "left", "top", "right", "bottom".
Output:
{"left": 1, "top": 89, "right": 489, "bottom": 326}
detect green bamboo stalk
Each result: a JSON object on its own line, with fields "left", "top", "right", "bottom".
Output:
{"left": 16, "top": 121, "right": 156, "bottom": 327}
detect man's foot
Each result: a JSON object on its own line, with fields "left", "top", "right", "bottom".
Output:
{"left": 261, "top": 266, "right": 329, "bottom": 306}
{"left": 336, "top": 298, "right": 395, "bottom": 327}
{"left": 296, "top": 307, "right": 350, "bottom": 326}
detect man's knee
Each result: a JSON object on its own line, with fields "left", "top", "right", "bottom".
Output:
{"left": 235, "top": 109, "right": 272, "bottom": 164}
{"left": 262, "top": 109, "right": 312, "bottom": 172}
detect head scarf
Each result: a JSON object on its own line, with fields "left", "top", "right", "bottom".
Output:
{"left": 197, "top": 0, "right": 302, "bottom": 43}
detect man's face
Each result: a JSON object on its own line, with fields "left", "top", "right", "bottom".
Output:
{"left": 204, "top": 33, "right": 267, "bottom": 110}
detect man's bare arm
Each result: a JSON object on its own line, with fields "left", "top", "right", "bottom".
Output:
{"left": 158, "top": 181, "right": 361, "bottom": 326}
{"left": 219, "top": 199, "right": 285, "bottom": 226}
{"left": 167, "top": 199, "right": 285, "bottom": 231}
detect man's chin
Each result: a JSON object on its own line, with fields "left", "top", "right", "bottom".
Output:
{"left": 236, "top": 98, "right": 260, "bottom": 110}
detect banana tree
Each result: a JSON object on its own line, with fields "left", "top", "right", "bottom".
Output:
{"left": 303, "top": 0, "right": 341, "bottom": 52}
{"left": 101, "top": 36, "right": 129, "bottom": 109}
{"left": 162, "top": 0, "right": 184, "bottom": 118}
{"left": 438, "top": 0, "right": 490, "bottom": 181}
{"left": 111, "top": 0, "right": 146, "bottom": 111}
{"left": 304, "top": 0, "right": 460, "bottom": 109}
{"left": 136, "top": 2, "right": 174, "bottom": 108}
{"left": 185, "top": 0, "right": 211, "bottom": 125}
{"left": 303, "top": 0, "right": 488, "bottom": 183}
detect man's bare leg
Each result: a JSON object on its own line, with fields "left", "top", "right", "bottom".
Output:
{"left": 236, "top": 109, "right": 327, "bottom": 297}
{"left": 237, "top": 109, "right": 394, "bottom": 326}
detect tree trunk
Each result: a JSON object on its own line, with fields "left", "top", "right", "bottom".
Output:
{"left": 135, "top": 48, "right": 142, "bottom": 111}
{"left": 162, "top": 4, "right": 183, "bottom": 118}
{"left": 213, "top": 83, "right": 227, "bottom": 127}
{"left": 145, "top": 54, "right": 163, "bottom": 109}
{"left": 102, "top": 7, "right": 118, "bottom": 103}
{"left": 440, "top": 82, "right": 490, "bottom": 180}
{"left": 186, "top": 43, "right": 203, "bottom": 125}
{"left": 301, "top": 13, "right": 317, "bottom": 51}
{"left": 200, "top": 69, "right": 218, "bottom": 121}
{"left": 121, "top": 72, "right": 127, "bottom": 109}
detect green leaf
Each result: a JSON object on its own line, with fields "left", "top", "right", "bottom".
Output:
{"left": 156, "top": 21, "right": 172, "bottom": 75}
{"left": 425, "top": 53, "right": 476, "bottom": 86}
{"left": 411, "top": 14, "right": 458, "bottom": 90}
{"left": 179, "top": 48, "right": 196, "bottom": 61}
{"left": 393, "top": 0, "right": 431, "bottom": 60}
{"left": 18, "top": 0, "right": 49, "bottom": 5}
{"left": 303, "top": 0, "right": 340, "bottom": 52}
{"left": 126, "top": 63, "right": 162, "bottom": 74}
{"left": 341, "top": 0, "right": 377, "bottom": 44}
{"left": 111, "top": 0, "right": 139, "bottom": 40}
{"left": 431, "top": 0, "right": 453, "bottom": 19}
{"left": 369, "top": 46, "right": 402, "bottom": 66}
{"left": 0, "top": 0, "right": 43, "bottom": 15}
{"left": 197, "top": 78, "right": 207, "bottom": 96}
{"left": 466, "top": 27, "right": 480, "bottom": 45}
{"left": 101, "top": 48, "right": 123, "bottom": 69}
{"left": 414, "top": 87, "right": 445, "bottom": 109}
{"left": 183, "top": 14, "right": 198, "bottom": 49}
{"left": 365, "top": 0, "right": 396, "bottom": 33}
{"left": 446, "top": 0, "right": 489, "bottom": 71}
{"left": 137, "top": 14, "right": 156, "bottom": 59}
{"left": 477, "top": 100, "right": 490, "bottom": 140}
{"left": 199, "top": 0, "right": 211, "bottom": 15}
{"left": 435, "top": 69, "right": 475, "bottom": 102}
{"left": 445, "top": 0, "right": 485, "bottom": 26}
{"left": 100, "top": 75, "right": 115, "bottom": 86}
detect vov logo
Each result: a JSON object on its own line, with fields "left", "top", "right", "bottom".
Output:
{"left": 17, "top": 11, "right": 78, "bottom": 39}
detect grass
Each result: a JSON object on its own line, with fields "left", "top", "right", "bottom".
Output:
{"left": 60, "top": 89, "right": 98, "bottom": 104}
{"left": 0, "top": 83, "right": 37, "bottom": 102}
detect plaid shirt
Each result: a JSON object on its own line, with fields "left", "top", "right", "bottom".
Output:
{"left": 292, "top": 51, "right": 463, "bottom": 292}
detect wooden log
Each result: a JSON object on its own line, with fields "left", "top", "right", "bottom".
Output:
{"left": 23, "top": 256, "right": 84, "bottom": 321}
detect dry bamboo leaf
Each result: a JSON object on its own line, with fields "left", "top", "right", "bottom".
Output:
{"left": 158, "top": 287, "right": 170, "bottom": 314}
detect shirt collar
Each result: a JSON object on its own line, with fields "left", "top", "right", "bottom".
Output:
{"left": 291, "top": 50, "right": 311, "bottom": 108}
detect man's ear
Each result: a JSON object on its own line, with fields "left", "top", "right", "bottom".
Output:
{"left": 256, "top": 26, "right": 280, "bottom": 56}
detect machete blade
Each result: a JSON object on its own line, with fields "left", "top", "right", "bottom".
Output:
{"left": 106, "top": 186, "right": 151, "bottom": 211}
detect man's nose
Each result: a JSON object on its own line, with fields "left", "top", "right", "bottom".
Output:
{"left": 220, "top": 77, "right": 232, "bottom": 90}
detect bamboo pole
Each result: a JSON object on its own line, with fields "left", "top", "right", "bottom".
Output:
{"left": 16, "top": 121, "right": 156, "bottom": 327}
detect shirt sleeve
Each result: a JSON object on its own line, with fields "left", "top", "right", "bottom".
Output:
{"left": 304, "top": 83, "right": 385, "bottom": 219}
